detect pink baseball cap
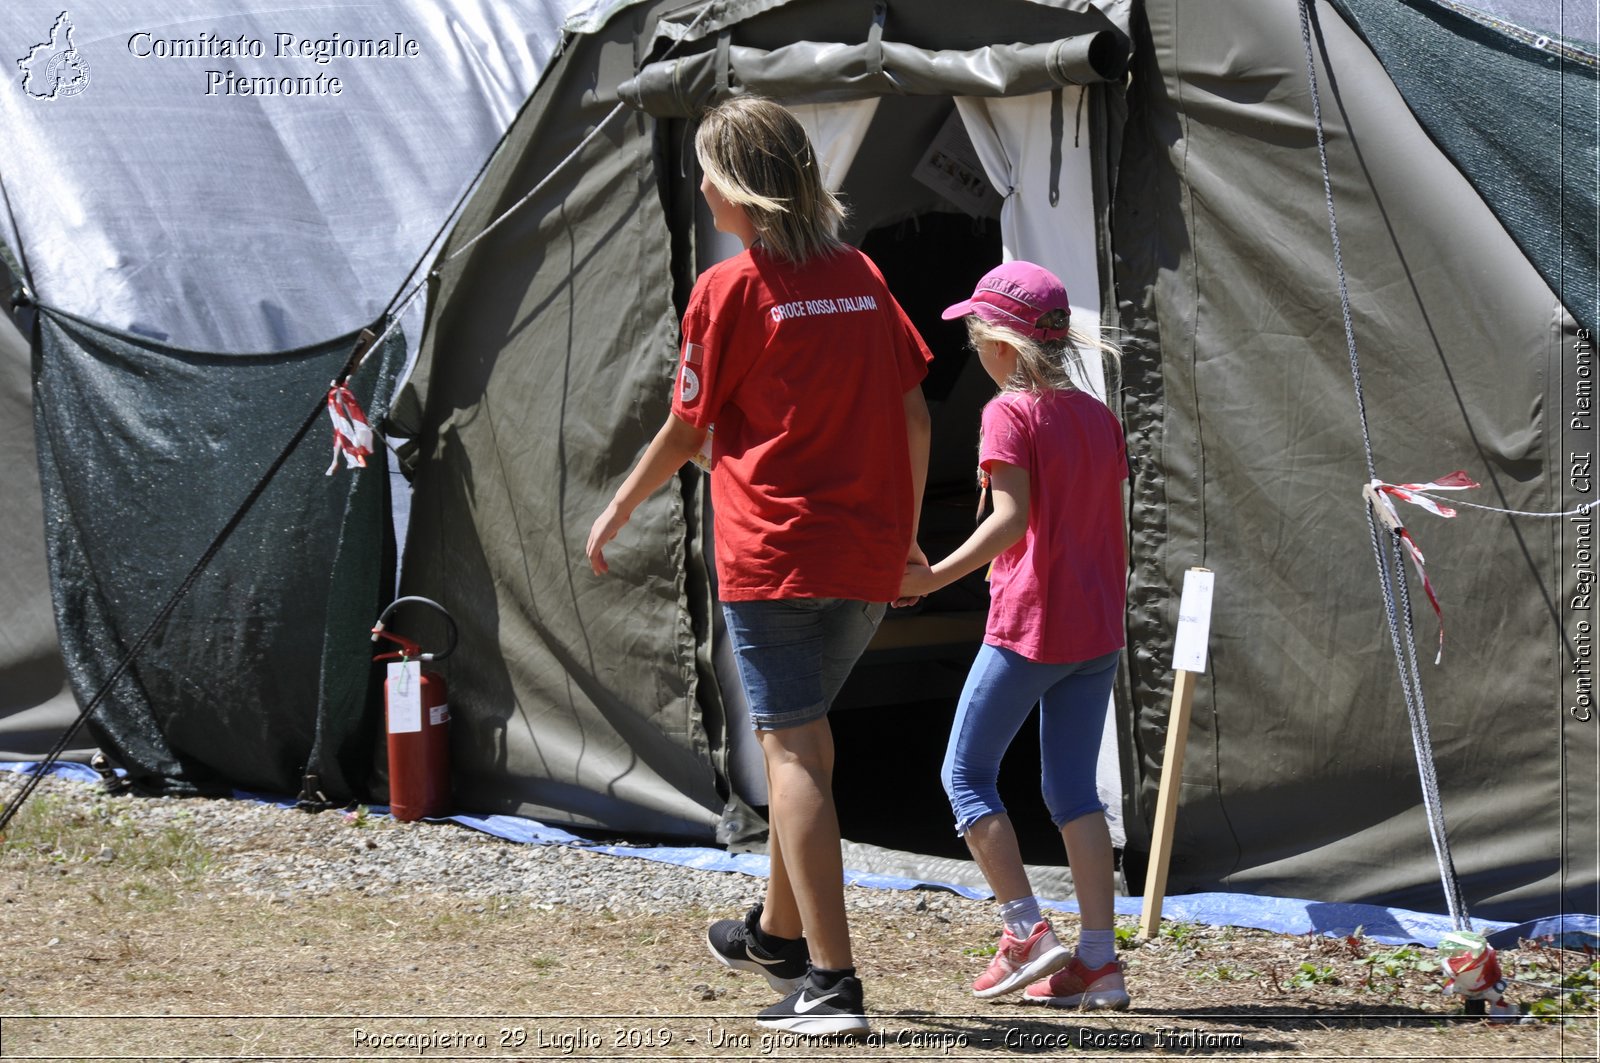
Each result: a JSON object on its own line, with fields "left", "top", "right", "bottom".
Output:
{"left": 941, "top": 260, "right": 1070, "bottom": 341}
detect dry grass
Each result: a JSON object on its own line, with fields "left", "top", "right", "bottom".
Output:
{"left": 1, "top": 782, "right": 1596, "bottom": 1061}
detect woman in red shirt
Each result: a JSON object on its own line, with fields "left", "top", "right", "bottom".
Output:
{"left": 586, "top": 96, "right": 931, "bottom": 1036}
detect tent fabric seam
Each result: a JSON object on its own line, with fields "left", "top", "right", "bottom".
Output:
{"left": 1412, "top": 0, "right": 1600, "bottom": 60}
{"left": 36, "top": 303, "right": 379, "bottom": 363}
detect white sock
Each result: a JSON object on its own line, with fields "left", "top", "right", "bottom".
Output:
{"left": 1076, "top": 928, "right": 1116, "bottom": 969}
{"left": 998, "top": 895, "right": 1042, "bottom": 939}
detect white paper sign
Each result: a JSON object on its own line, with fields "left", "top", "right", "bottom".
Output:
{"left": 1171, "top": 568, "right": 1215, "bottom": 673}
{"left": 911, "top": 110, "right": 1004, "bottom": 219}
{"left": 387, "top": 661, "right": 422, "bottom": 733}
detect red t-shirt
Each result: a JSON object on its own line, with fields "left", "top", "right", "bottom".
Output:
{"left": 671, "top": 245, "right": 932, "bottom": 601}
{"left": 980, "top": 388, "right": 1128, "bottom": 663}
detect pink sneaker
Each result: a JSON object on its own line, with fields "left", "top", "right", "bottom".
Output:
{"left": 971, "top": 921, "right": 1072, "bottom": 999}
{"left": 1023, "top": 955, "right": 1130, "bottom": 1010}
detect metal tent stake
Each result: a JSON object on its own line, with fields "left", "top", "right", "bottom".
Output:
{"left": 1139, "top": 567, "right": 1214, "bottom": 940}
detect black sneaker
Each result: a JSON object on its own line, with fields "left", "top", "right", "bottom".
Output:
{"left": 706, "top": 904, "right": 809, "bottom": 993}
{"left": 757, "top": 970, "right": 869, "bottom": 1036}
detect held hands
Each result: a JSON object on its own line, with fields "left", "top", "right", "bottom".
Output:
{"left": 893, "top": 542, "right": 936, "bottom": 608}
{"left": 895, "top": 463, "right": 1025, "bottom": 605}
{"left": 897, "top": 559, "right": 940, "bottom": 602}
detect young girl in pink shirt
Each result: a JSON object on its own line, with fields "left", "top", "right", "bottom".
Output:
{"left": 900, "top": 261, "right": 1130, "bottom": 1008}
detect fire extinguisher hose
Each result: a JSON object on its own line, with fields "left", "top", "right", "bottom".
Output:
{"left": 371, "top": 596, "right": 458, "bottom": 661}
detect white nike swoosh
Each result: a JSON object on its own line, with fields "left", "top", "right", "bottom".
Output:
{"left": 792, "top": 991, "right": 841, "bottom": 1014}
{"left": 747, "top": 951, "right": 786, "bottom": 967}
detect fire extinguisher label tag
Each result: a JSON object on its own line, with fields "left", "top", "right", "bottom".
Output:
{"left": 387, "top": 661, "right": 423, "bottom": 733}
{"left": 430, "top": 703, "right": 449, "bottom": 726}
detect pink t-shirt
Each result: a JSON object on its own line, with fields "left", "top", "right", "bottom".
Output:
{"left": 980, "top": 388, "right": 1128, "bottom": 663}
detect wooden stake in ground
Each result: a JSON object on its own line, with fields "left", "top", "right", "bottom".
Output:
{"left": 1139, "top": 566, "right": 1214, "bottom": 940}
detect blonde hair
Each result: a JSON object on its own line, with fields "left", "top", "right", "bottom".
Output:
{"left": 967, "top": 316, "right": 1121, "bottom": 396}
{"left": 694, "top": 96, "right": 846, "bottom": 265}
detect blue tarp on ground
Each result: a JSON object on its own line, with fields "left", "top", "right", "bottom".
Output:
{"left": 8, "top": 761, "right": 1595, "bottom": 950}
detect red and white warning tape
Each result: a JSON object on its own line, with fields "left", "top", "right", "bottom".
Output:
{"left": 325, "top": 383, "right": 374, "bottom": 475}
{"left": 1362, "top": 472, "right": 1480, "bottom": 663}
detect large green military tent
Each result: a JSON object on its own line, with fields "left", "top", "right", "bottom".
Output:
{"left": 2, "top": 0, "right": 1594, "bottom": 922}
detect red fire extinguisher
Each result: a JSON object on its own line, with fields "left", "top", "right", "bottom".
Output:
{"left": 371, "top": 596, "right": 458, "bottom": 822}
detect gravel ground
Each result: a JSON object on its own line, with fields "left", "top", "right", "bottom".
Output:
{"left": 219, "top": 807, "right": 763, "bottom": 912}
{"left": 3, "top": 770, "right": 1595, "bottom": 1062}
{"left": 6, "top": 768, "right": 980, "bottom": 923}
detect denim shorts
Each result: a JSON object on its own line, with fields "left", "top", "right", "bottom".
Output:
{"left": 721, "top": 598, "right": 887, "bottom": 731}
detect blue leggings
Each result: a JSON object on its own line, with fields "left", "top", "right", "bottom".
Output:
{"left": 941, "top": 643, "right": 1120, "bottom": 834}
